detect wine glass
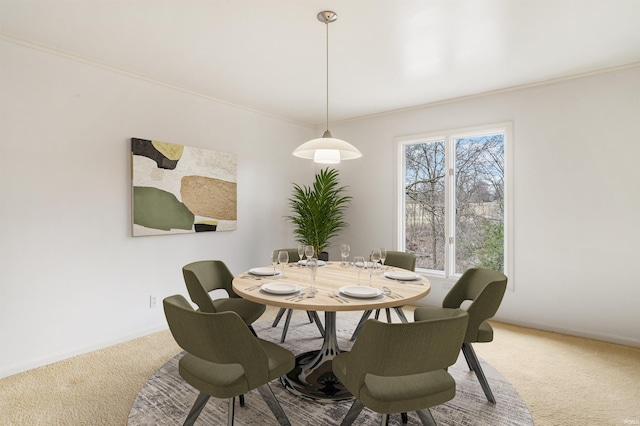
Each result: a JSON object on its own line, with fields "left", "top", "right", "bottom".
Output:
{"left": 297, "top": 244, "right": 305, "bottom": 265}
{"left": 340, "top": 243, "right": 350, "bottom": 267}
{"left": 271, "top": 251, "right": 279, "bottom": 273}
{"left": 278, "top": 250, "right": 289, "bottom": 270}
{"left": 380, "top": 247, "right": 387, "bottom": 269}
{"left": 304, "top": 245, "right": 315, "bottom": 262}
{"left": 353, "top": 256, "right": 365, "bottom": 285}
{"left": 307, "top": 257, "right": 318, "bottom": 294}
{"left": 367, "top": 261, "right": 375, "bottom": 284}
{"left": 370, "top": 248, "right": 381, "bottom": 271}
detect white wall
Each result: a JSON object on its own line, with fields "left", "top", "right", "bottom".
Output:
{"left": 326, "top": 66, "right": 640, "bottom": 348}
{"left": 0, "top": 40, "right": 315, "bottom": 378}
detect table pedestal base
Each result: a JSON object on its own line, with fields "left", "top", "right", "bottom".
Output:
{"left": 280, "top": 312, "right": 352, "bottom": 402}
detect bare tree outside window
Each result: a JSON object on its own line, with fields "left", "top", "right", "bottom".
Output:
{"left": 403, "top": 133, "right": 505, "bottom": 274}
{"left": 454, "top": 134, "right": 504, "bottom": 273}
{"left": 405, "top": 141, "right": 446, "bottom": 270}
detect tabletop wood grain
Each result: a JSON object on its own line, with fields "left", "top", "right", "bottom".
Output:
{"left": 232, "top": 262, "right": 430, "bottom": 312}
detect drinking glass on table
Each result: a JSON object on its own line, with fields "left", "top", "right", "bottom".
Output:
{"left": 340, "top": 244, "right": 351, "bottom": 267}
{"left": 370, "top": 248, "right": 381, "bottom": 271}
{"left": 272, "top": 251, "right": 279, "bottom": 273}
{"left": 304, "top": 245, "right": 315, "bottom": 262}
{"left": 307, "top": 257, "right": 318, "bottom": 294}
{"left": 278, "top": 250, "right": 289, "bottom": 269}
{"left": 367, "top": 261, "right": 375, "bottom": 284}
{"left": 297, "top": 244, "right": 305, "bottom": 265}
{"left": 380, "top": 248, "right": 387, "bottom": 269}
{"left": 353, "top": 256, "right": 365, "bottom": 285}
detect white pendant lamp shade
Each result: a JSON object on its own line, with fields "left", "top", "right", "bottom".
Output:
{"left": 293, "top": 131, "right": 362, "bottom": 164}
{"left": 293, "top": 11, "right": 362, "bottom": 164}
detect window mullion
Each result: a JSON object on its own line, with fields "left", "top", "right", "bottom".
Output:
{"left": 445, "top": 136, "right": 456, "bottom": 278}
{"left": 396, "top": 143, "right": 407, "bottom": 251}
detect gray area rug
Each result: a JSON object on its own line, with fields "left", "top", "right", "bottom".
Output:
{"left": 128, "top": 316, "right": 533, "bottom": 425}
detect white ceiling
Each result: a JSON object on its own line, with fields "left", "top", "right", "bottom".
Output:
{"left": 2, "top": 0, "right": 640, "bottom": 127}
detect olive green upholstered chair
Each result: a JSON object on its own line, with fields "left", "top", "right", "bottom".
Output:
{"left": 270, "top": 249, "right": 324, "bottom": 343}
{"left": 414, "top": 268, "right": 507, "bottom": 404}
{"left": 350, "top": 251, "right": 417, "bottom": 340}
{"left": 163, "top": 295, "right": 295, "bottom": 426}
{"left": 334, "top": 309, "right": 469, "bottom": 426}
{"left": 384, "top": 250, "right": 417, "bottom": 271}
{"left": 182, "top": 260, "right": 265, "bottom": 336}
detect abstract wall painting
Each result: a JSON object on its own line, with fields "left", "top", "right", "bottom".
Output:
{"left": 131, "top": 138, "right": 237, "bottom": 236}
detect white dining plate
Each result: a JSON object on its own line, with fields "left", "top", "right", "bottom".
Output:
{"left": 384, "top": 271, "right": 421, "bottom": 281}
{"left": 260, "top": 282, "right": 301, "bottom": 295}
{"left": 339, "top": 286, "right": 382, "bottom": 298}
{"left": 297, "top": 259, "right": 327, "bottom": 267}
{"left": 249, "top": 267, "right": 280, "bottom": 276}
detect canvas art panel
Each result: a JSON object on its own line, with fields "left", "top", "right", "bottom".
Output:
{"left": 131, "top": 138, "right": 237, "bottom": 236}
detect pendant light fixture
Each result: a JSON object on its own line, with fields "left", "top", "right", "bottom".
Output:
{"left": 293, "top": 11, "right": 362, "bottom": 164}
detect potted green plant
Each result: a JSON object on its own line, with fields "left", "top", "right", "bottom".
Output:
{"left": 286, "top": 168, "right": 352, "bottom": 261}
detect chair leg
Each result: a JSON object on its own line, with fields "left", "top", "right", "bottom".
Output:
{"left": 462, "top": 342, "right": 496, "bottom": 404}
{"left": 306, "top": 310, "right": 314, "bottom": 323}
{"left": 309, "top": 311, "right": 325, "bottom": 337}
{"left": 280, "top": 309, "right": 294, "bottom": 343}
{"left": 340, "top": 399, "right": 365, "bottom": 425}
{"left": 380, "top": 413, "right": 390, "bottom": 426}
{"left": 401, "top": 412, "right": 408, "bottom": 424}
{"left": 350, "top": 310, "right": 373, "bottom": 341}
{"left": 385, "top": 308, "right": 392, "bottom": 323}
{"left": 239, "top": 394, "right": 244, "bottom": 407}
{"left": 272, "top": 308, "right": 286, "bottom": 327}
{"left": 248, "top": 325, "right": 258, "bottom": 337}
{"left": 183, "top": 391, "right": 210, "bottom": 426}
{"left": 257, "top": 384, "right": 291, "bottom": 426}
{"left": 461, "top": 343, "right": 474, "bottom": 370}
{"left": 416, "top": 408, "right": 437, "bottom": 426}
{"left": 227, "top": 396, "right": 235, "bottom": 426}
{"left": 374, "top": 309, "right": 381, "bottom": 319}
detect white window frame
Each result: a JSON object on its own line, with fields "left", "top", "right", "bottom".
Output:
{"left": 394, "top": 122, "right": 514, "bottom": 289}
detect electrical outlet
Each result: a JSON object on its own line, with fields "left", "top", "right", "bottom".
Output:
{"left": 149, "top": 294, "right": 158, "bottom": 308}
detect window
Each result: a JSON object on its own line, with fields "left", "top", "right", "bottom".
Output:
{"left": 396, "top": 123, "right": 512, "bottom": 281}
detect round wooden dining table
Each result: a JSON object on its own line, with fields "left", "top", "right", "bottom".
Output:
{"left": 232, "top": 260, "right": 431, "bottom": 402}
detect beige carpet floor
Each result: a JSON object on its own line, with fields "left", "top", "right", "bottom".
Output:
{"left": 1, "top": 306, "right": 639, "bottom": 425}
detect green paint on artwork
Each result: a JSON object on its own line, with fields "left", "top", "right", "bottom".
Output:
{"left": 133, "top": 186, "right": 194, "bottom": 231}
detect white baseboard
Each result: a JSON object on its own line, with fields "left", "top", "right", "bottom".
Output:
{"left": 0, "top": 324, "right": 168, "bottom": 379}
{"left": 411, "top": 299, "right": 639, "bottom": 348}
{"left": 411, "top": 297, "right": 639, "bottom": 348}
{"left": 491, "top": 315, "right": 640, "bottom": 348}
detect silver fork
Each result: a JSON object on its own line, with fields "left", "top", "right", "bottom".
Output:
{"left": 382, "top": 286, "right": 401, "bottom": 299}
{"left": 242, "top": 275, "right": 263, "bottom": 281}
{"left": 334, "top": 293, "right": 350, "bottom": 303}
{"left": 327, "top": 292, "right": 344, "bottom": 303}
{"left": 245, "top": 284, "right": 262, "bottom": 291}
{"left": 286, "top": 291, "right": 305, "bottom": 301}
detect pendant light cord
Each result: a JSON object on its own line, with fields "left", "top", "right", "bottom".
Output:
{"left": 325, "top": 20, "right": 330, "bottom": 132}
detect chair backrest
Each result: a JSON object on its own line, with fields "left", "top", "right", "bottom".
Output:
{"left": 182, "top": 260, "right": 237, "bottom": 313}
{"left": 163, "top": 294, "right": 270, "bottom": 389}
{"left": 272, "top": 248, "right": 302, "bottom": 263}
{"left": 384, "top": 251, "right": 417, "bottom": 271}
{"left": 443, "top": 268, "right": 508, "bottom": 342}
{"left": 342, "top": 309, "right": 468, "bottom": 396}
